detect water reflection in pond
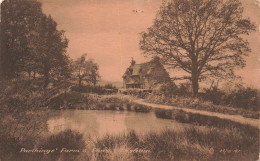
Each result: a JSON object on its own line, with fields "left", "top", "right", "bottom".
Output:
{"left": 48, "top": 110, "right": 186, "bottom": 138}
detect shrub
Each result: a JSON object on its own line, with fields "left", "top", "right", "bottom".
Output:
{"left": 108, "top": 103, "right": 117, "bottom": 110}
{"left": 121, "top": 89, "right": 151, "bottom": 99}
{"left": 0, "top": 135, "right": 24, "bottom": 160}
{"left": 0, "top": 111, "right": 49, "bottom": 161}
{"left": 104, "top": 83, "right": 117, "bottom": 89}
{"left": 71, "top": 85, "right": 118, "bottom": 95}
{"left": 154, "top": 109, "right": 173, "bottom": 119}
{"left": 48, "top": 91, "right": 86, "bottom": 109}
{"left": 133, "top": 104, "right": 152, "bottom": 113}
{"left": 42, "top": 130, "right": 86, "bottom": 161}
{"left": 155, "top": 108, "right": 259, "bottom": 137}
{"left": 126, "top": 103, "right": 132, "bottom": 111}
{"left": 176, "top": 82, "right": 192, "bottom": 96}
{"left": 99, "top": 95, "right": 131, "bottom": 110}
{"left": 146, "top": 93, "right": 259, "bottom": 119}
{"left": 202, "top": 86, "right": 259, "bottom": 111}
{"left": 119, "top": 106, "right": 124, "bottom": 111}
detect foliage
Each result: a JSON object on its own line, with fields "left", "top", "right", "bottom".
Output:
{"left": 0, "top": 79, "right": 258, "bottom": 161}
{"left": 0, "top": 80, "right": 53, "bottom": 161}
{"left": 71, "top": 85, "right": 118, "bottom": 95}
{"left": 120, "top": 88, "right": 152, "bottom": 99}
{"left": 73, "top": 54, "right": 100, "bottom": 87}
{"left": 35, "top": 15, "right": 70, "bottom": 87}
{"left": 41, "top": 130, "right": 86, "bottom": 161}
{"left": 104, "top": 83, "right": 117, "bottom": 89}
{"left": 153, "top": 109, "right": 259, "bottom": 160}
{"left": 155, "top": 108, "right": 258, "bottom": 131}
{"left": 202, "top": 86, "right": 259, "bottom": 111}
{"left": 48, "top": 91, "right": 152, "bottom": 113}
{"left": 1, "top": 0, "right": 70, "bottom": 86}
{"left": 97, "top": 95, "right": 152, "bottom": 112}
{"left": 48, "top": 92, "right": 153, "bottom": 113}
{"left": 140, "top": 0, "right": 256, "bottom": 95}
{"left": 175, "top": 82, "right": 193, "bottom": 96}
{"left": 0, "top": 0, "right": 43, "bottom": 78}
{"left": 2, "top": 125, "right": 258, "bottom": 161}
{"left": 146, "top": 93, "right": 259, "bottom": 119}
{"left": 0, "top": 112, "right": 49, "bottom": 161}
{"left": 154, "top": 109, "right": 173, "bottom": 119}
{"left": 48, "top": 91, "right": 87, "bottom": 109}
{"left": 93, "top": 124, "right": 258, "bottom": 161}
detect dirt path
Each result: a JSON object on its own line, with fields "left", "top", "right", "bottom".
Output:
{"left": 133, "top": 99, "right": 259, "bottom": 128}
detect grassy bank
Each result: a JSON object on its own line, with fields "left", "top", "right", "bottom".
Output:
{"left": 154, "top": 108, "right": 259, "bottom": 130}
{"left": 146, "top": 94, "right": 259, "bottom": 119}
{"left": 92, "top": 126, "right": 258, "bottom": 161}
{"left": 49, "top": 93, "right": 152, "bottom": 113}
{"left": 4, "top": 125, "right": 258, "bottom": 161}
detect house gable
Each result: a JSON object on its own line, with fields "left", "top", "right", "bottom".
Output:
{"left": 123, "top": 57, "right": 175, "bottom": 90}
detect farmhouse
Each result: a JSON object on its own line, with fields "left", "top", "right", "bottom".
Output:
{"left": 122, "top": 57, "right": 175, "bottom": 90}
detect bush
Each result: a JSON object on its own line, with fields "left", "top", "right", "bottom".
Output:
{"left": 42, "top": 130, "right": 86, "bottom": 161}
{"left": 104, "top": 83, "right": 117, "bottom": 89}
{"left": 133, "top": 104, "right": 152, "bottom": 113}
{"left": 121, "top": 89, "right": 152, "bottom": 99}
{"left": 0, "top": 111, "right": 50, "bottom": 161}
{"left": 202, "top": 87, "right": 259, "bottom": 111}
{"left": 108, "top": 103, "right": 117, "bottom": 110}
{"left": 71, "top": 85, "right": 118, "bottom": 95}
{"left": 154, "top": 109, "right": 173, "bottom": 119}
{"left": 176, "top": 82, "right": 192, "bottom": 96}
{"left": 146, "top": 93, "right": 259, "bottom": 119}
{"left": 155, "top": 108, "right": 259, "bottom": 135}
{"left": 126, "top": 103, "right": 132, "bottom": 111}
{"left": 48, "top": 91, "right": 87, "bottom": 109}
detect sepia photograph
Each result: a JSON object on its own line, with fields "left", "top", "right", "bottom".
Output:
{"left": 0, "top": 0, "right": 259, "bottom": 160}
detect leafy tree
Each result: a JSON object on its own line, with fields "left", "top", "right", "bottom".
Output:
{"left": 35, "top": 15, "right": 69, "bottom": 86}
{"left": 73, "top": 54, "right": 100, "bottom": 87}
{"left": 0, "top": 0, "right": 43, "bottom": 78}
{"left": 140, "top": 0, "right": 255, "bottom": 96}
{"left": 0, "top": 0, "right": 70, "bottom": 87}
{"left": 87, "top": 60, "right": 100, "bottom": 85}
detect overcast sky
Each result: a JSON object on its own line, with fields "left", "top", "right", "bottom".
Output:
{"left": 39, "top": 0, "right": 260, "bottom": 88}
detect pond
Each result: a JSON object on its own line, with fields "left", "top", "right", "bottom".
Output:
{"left": 47, "top": 110, "right": 187, "bottom": 139}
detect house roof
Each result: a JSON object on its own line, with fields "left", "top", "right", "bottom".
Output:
{"left": 130, "top": 64, "right": 142, "bottom": 76}
{"left": 123, "top": 57, "right": 176, "bottom": 89}
{"left": 123, "top": 58, "right": 160, "bottom": 77}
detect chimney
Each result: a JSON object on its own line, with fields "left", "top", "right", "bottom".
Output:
{"left": 131, "top": 57, "right": 136, "bottom": 66}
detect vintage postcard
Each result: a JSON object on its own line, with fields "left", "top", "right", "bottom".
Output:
{"left": 0, "top": 0, "right": 259, "bottom": 160}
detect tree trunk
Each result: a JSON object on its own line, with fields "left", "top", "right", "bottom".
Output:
{"left": 93, "top": 77, "right": 97, "bottom": 86}
{"left": 44, "top": 65, "right": 50, "bottom": 88}
{"left": 28, "top": 71, "right": 31, "bottom": 79}
{"left": 33, "top": 71, "right": 36, "bottom": 79}
{"left": 78, "top": 77, "right": 82, "bottom": 87}
{"left": 191, "top": 77, "right": 199, "bottom": 97}
{"left": 191, "top": 62, "right": 199, "bottom": 97}
{"left": 44, "top": 72, "right": 49, "bottom": 88}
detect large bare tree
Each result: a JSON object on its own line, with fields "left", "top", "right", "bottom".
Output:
{"left": 140, "top": 0, "right": 255, "bottom": 96}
